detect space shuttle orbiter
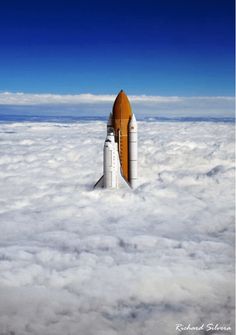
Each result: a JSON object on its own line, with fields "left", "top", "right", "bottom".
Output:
{"left": 94, "top": 90, "right": 138, "bottom": 189}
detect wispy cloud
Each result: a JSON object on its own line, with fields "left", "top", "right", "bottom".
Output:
{"left": 0, "top": 92, "right": 234, "bottom": 117}
{"left": 0, "top": 92, "right": 234, "bottom": 105}
{"left": 0, "top": 92, "right": 184, "bottom": 105}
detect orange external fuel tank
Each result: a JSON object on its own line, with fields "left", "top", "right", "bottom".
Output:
{"left": 112, "top": 90, "right": 132, "bottom": 182}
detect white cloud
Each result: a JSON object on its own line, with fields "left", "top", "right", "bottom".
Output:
{"left": 0, "top": 92, "right": 186, "bottom": 105}
{"left": 0, "top": 92, "right": 116, "bottom": 105}
{"left": 0, "top": 92, "right": 234, "bottom": 117}
{"left": 0, "top": 91, "right": 233, "bottom": 105}
{"left": 0, "top": 120, "right": 234, "bottom": 335}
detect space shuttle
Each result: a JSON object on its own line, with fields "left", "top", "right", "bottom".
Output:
{"left": 94, "top": 90, "right": 138, "bottom": 189}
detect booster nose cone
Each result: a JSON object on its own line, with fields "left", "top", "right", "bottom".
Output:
{"left": 112, "top": 90, "right": 132, "bottom": 120}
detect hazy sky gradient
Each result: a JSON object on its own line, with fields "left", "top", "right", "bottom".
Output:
{"left": 0, "top": 0, "right": 234, "bottom": 96}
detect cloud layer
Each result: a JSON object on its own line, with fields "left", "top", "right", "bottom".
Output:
{"left": 0, "top": 92, "right": 234, "bottom": 117}
{"left": 0, "top": 120, "right": 234, "bottom": 335}
{"left": 0, "top": 92, "right": 183, "bottom": 105}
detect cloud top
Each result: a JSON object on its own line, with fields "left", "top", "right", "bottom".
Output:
{"left": 0, "top": 91, "right": 234, "bottom": 105}
{"left": 0, "top": 121, "right": 234, "bottom": 335}
{"left": 0, "top": 92, "right": 234, "bottom": 117}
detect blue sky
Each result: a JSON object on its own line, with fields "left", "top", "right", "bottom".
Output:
{"left": 0, "top": 0, "right": 234, "bottom": 96}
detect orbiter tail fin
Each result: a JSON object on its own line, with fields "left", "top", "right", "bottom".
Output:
{"left": 118, "top": 170, "right": 130, "bottom": 189}
{"left": 93, "top": 175, "right": 104, "bottom": 189}
{"left": 117, "top": 153, "right": 130, "bottom": 189}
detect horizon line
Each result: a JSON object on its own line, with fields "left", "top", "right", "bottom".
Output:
{"left": 0, "top": 91, "right": 234, "bottom": 106}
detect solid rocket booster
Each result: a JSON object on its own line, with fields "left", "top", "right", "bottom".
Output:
{"left": 94, "top": 90, "right": 138, "bottom": 189}
{"left": 129, "top": 114, "right": 138, "bottom": 188}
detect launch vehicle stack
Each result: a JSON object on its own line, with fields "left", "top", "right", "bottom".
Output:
{"left": 94, "top": 90, "right": 138, "bottom": 189}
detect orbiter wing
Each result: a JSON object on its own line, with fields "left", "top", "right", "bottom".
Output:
{"left": 93, "top": 153, "right": 130, "bottom": 190}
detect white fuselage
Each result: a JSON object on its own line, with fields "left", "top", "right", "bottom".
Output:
{"left": 103, "top": 132, "right": 119, "bottom": 188}
{"left": 94, "top": 113, "right": 138, "bottom": 190}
